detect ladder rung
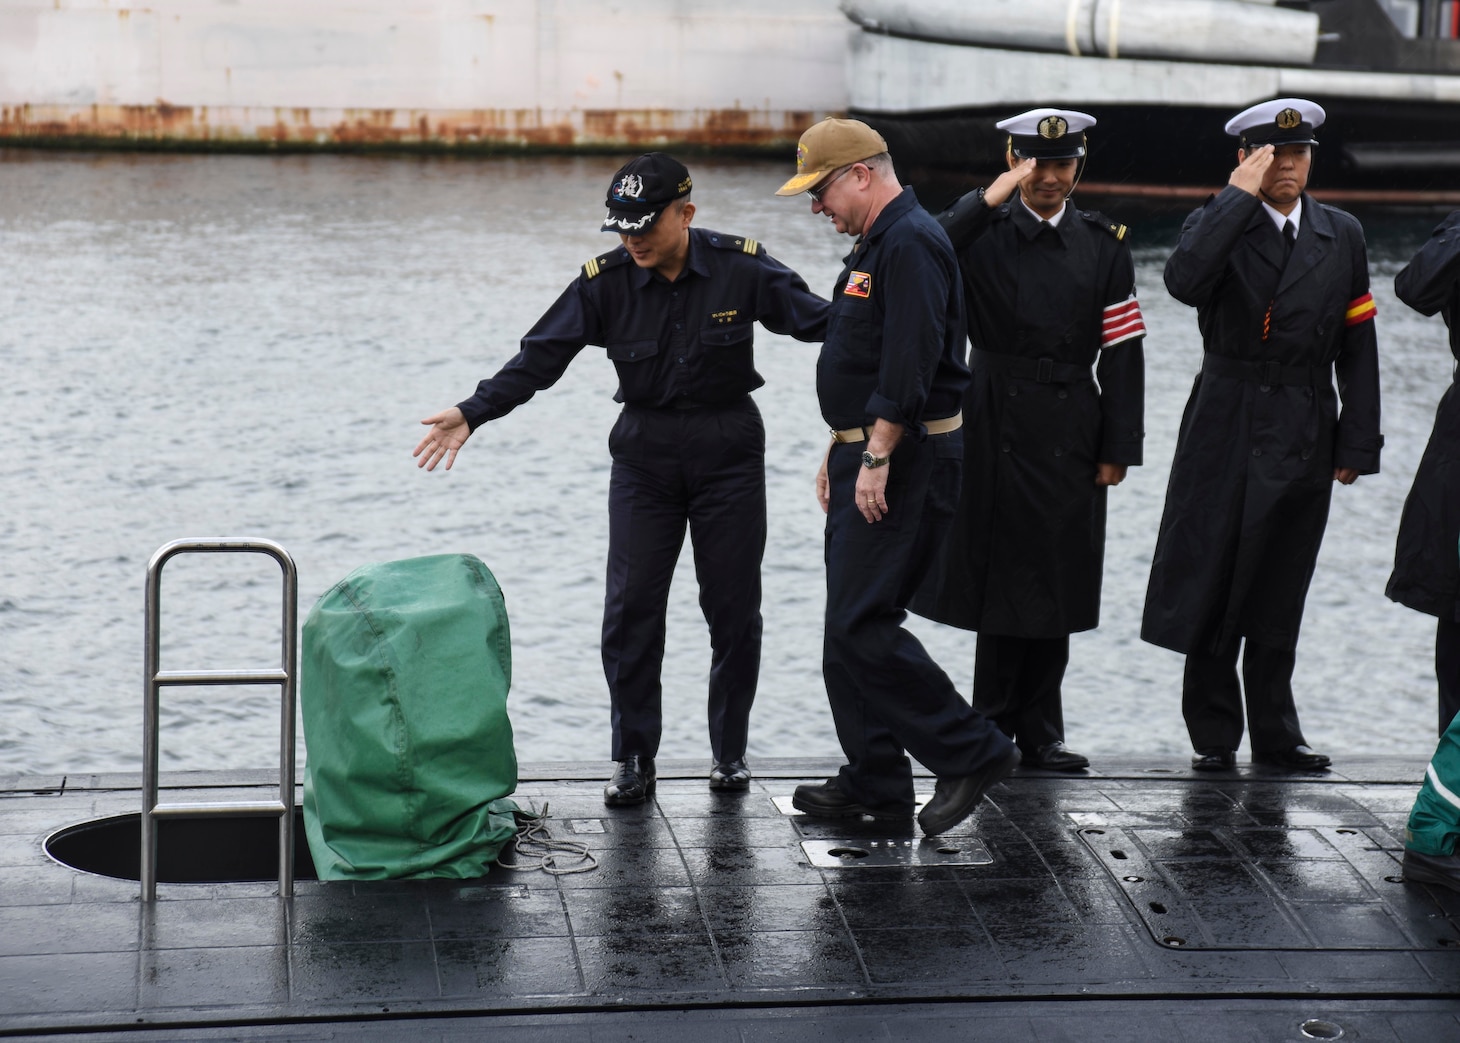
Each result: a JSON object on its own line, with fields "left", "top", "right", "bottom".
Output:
{"left": 150, "top": 800, "right": 289, "bottom": 819}
{"left": 143, "top": 538, "right": 298, "bottom": 900}
{"left": 153, "top": 669, "right": 289, "bottom": 686}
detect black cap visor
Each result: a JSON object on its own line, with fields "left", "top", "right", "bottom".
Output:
{"left": 1008, "top": 132, "right": 1087, "bottom": 160}
{"left": 1241, "top": 124, "right": 1319, "bottom": 149}
{"left": 602, "top": 206, "right": 664, "bottom": 235}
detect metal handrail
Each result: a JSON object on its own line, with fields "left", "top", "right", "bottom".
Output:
{"left": 141, "top": 538, "right": 298, "bottom": 899}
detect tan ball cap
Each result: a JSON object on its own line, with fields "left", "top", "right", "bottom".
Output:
{"left": 776, "top": 118, "right": 889, "bottom": 196}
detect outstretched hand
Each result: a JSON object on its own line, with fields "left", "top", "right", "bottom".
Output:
{"left": 1230, "top": 145, "right": 1274, "bottom": 197}
{"left": 414, "top": 407, "right": 472, "bottom": 471}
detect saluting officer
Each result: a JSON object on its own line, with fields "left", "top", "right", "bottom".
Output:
{"left": 1388, "top": 210, "right": 1460, "bottom": 735}
{"left": 1142, "top": 100, "right": 1383, "bottom": 771}
{"left": 912, "top": 108, "right": 1146, "bottom": 773}
{"left": 415, "top": 153, "right": 829, "bottom": 805}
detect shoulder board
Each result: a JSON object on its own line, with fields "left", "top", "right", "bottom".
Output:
{"left": 582, "top": 249, "right": 633, "bottom": 280}
{"left": 1079, "top": 210, "right": 1127, "bottom": 241}
{"left": 706, "top": 233, "right": 764, "bottom": 257}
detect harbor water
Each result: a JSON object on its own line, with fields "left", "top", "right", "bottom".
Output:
{"left": 0, "top": 150, "right": 1451, "bottom": 776}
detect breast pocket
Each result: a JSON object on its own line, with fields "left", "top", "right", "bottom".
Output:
{"left": 826, "top": 299, "right": 879, "bottom": 367}
{"left": 700, "top": 323, "right": 754, "bottom": 349}
{"left": 605, "top": 340, "right": 659, "bottom": 363}
{"left": 699, "top": 322, "right": 756, "bottom": 391}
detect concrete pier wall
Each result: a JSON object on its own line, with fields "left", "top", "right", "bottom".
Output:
{"left": 0, "top": 0, "right": 850, "bottom": 151}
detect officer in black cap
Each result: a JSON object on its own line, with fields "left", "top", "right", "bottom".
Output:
{"left": 911, "top": 108, "right": 1146, "bottom": 774}
{"left": 416, "top": 153, "right": 829, "bottom": 804}
{"left": 1143, "top": 98, "right": 1383, "bottom": 772}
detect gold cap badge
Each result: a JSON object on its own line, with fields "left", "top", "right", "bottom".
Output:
{"left": 1038, "top": 116, "right": 1068, "bottom": 140}
{"left": 1276, "top": 107, "right": 1302, "bottom": 129}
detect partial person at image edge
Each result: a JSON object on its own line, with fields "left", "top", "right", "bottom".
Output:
{"left": 1387, "top": 209, "right": 1460, "bottom": 737}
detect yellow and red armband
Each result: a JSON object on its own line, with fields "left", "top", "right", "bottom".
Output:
{"left": 1345, "top": 292, "right": 1377, "bottom": 327}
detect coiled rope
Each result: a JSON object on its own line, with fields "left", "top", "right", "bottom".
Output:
{"left": 497, "top": 802, "right": 598, "bottom": 876}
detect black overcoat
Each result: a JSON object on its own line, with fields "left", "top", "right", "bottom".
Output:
{"left": 1388, "top": 210, "right": 1460, "bottom": 621}
{"left": 1142, "top": 186, "right": 1382, "bottom": 655}
{"left": 911, "top": 192, "right": 1145, "bottom": 637}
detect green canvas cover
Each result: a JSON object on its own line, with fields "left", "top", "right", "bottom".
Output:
{"left": 1404, "top": 536, "right": 1460, "bottom": 856}
{"left": 301, "top": 553, "right": 519, "bottom": 880}
{"left": 1406, "top": 713, "right": 1460, "bottom": 856}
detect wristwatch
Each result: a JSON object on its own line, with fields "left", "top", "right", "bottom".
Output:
{"left": 861, "top": 450, "right": 889, "bottom": 469}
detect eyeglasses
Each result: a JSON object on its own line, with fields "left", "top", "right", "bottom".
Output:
{"left": 806, "top": 166, "right": 853, "bottom": 204}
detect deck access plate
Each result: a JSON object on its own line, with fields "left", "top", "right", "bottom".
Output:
{"left": 800, "top": 836, "right": 994, "bottom": 869}
{"left": 1078, "top": 820, "right": 1460, "bottom": 951}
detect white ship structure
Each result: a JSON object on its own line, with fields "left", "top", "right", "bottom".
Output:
{"left": 844, "top": 0, "right": 1460, "bottom": 190}
{"left": 1, "top": 0, "right": 1458, "bottom": 189}
{"left": 0, "top": 0, "right": 848, "bottom": 153}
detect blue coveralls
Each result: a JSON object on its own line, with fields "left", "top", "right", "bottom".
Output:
{"left": 458, "top": 228, "right": 828, "bottom": 762}
{"left": 817, "top": 189, "right": 1013, "bottom": 810}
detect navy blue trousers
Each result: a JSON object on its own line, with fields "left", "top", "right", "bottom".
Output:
{"left": 602, "top": 400, "right": 764, "bottom": 762}
{"left": 822, "top": 431, "right": 1013, "bottom": 810}
{"left": 972, "top": 634, "right": 1071, "bottom": 753}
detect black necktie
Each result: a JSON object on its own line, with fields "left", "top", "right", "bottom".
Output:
{"left": 1282, "top": 219, "right": 1296, "bottom": 265}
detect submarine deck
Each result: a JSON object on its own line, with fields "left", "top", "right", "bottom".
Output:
{"left": 2, "top": 757, "right": 1458, "bottom": 1040}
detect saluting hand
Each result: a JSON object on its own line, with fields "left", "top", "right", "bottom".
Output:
{"left": 414, "top": 407, "right": 472, "bottom": 471}
{"left": 1230, "top": 144, "right": 1274, "bottom": 197}
{"left": 984, "top": 157, "right": 1038, "bottom": 208}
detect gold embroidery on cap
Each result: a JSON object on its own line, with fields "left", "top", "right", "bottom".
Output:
{"left": 1038, "top": 116, "right": 1068, "bottom": 139}
{"left": 1277, "top": 108, "right": 1302, "bottom": 129}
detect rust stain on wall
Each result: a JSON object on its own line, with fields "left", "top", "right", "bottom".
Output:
{"left": 0, "top": 104, "right": 832, "bottom": 154}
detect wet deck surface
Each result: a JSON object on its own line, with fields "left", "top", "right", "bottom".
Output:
{"left": 3, "top": 757, "right": 1459, "bottom": 1040}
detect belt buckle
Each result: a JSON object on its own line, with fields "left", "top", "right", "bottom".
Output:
{"left": 1036, "top": 358, "right": 1054, "bottom": 383}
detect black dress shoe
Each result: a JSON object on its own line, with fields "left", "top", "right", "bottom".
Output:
{"left": 603, "top": 756, "right": 656, "bottom": 806}
{"left": 1191, "top": 748, "right": 1236, "bottom": 771}
{"left": 1402, "top": 848, "right": 1460, "bottom": 893}
{"left": 918, "top": 745, "right": 1021, "bottom": 837}
{"left": 709, "top": 757, "right": 751, "bottom": 791}
{"left": 1021, "top": 741, "right": 1090, "bottom": 772}
{"left": 791, "top": 779, "right": 908, "bottom": 820}
{"left": 1251, "top": 745, "right": 1331, "bottom": 770}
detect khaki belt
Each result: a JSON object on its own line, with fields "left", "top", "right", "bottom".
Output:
{"left": 830, "top": 412, "right": 963, "bottom": 444}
